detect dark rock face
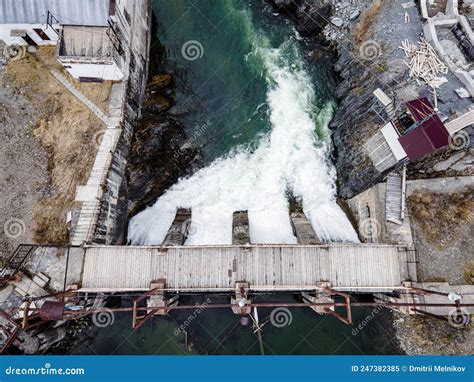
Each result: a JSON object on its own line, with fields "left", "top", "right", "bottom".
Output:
{"left": 267, "top": 0, "right": 333, "bottom": 37}
{"left": 329, "top": 41, "right": 403, "bottom": 198}
{"left": 126, "top": 71, "right": 203, "bottom": 218}
{"left": 127, "top": 113, "right": 202, "bottom": 217}
{"left": 126, "top": 16, "right": 204, "bottom": 224}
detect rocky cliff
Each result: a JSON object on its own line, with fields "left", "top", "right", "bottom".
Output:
{"left": 269, "top": 0, "right": 472, "bottom": 198}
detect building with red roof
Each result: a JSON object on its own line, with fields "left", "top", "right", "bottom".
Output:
{"left": 398, "top": 98, "right": 450, "bottom": 161}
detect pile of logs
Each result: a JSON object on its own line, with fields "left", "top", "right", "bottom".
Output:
{"left": 399, "top": 38, "right": 448, "bottom": 87}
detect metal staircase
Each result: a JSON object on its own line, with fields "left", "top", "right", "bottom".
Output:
{"left": 0, "top": 244, "right": 37, "bottom": 281}
{"left": 385, "top": 171, "right": 405, "bottom": 225}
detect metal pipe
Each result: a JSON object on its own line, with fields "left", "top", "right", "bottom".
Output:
{"left": 25, "top": 301, "right": 474, "bottom": 316}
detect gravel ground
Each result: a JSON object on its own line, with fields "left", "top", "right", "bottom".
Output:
{"left": 0, "top": 68, "right": 49, "bottom": 261}
{"left": 410, "top": 210, "right": 473, "bottom": 285}
{"left": 406, "top": 177, "right": 473, "bottom": 284}
{"left": 394, "top": 312, "right": 474, "bottom": 355}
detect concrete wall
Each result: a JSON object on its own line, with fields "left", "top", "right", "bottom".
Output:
{"left": 59, "top": 59, "right": 123, "bottom": 80}
{"left": 92, "top": 0, "right": 151, "bottom": 244}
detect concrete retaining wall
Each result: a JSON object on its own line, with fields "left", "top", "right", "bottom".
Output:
{"left": 92, "top": 2, "right": 152, "bottom": 244}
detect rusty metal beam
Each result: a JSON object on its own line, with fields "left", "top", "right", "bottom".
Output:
{"left": 20, "top": 301, "right": 474, "bottom": 317}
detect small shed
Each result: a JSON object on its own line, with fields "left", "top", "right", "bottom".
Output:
{"left": 398, "top": 98, "right": 450, "bottom": 160}
{"left": 0, "top": 0, "right": 109, "bottom": 46}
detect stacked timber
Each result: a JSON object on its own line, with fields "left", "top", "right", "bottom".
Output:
{"left": 399, "top": 38, "right": 448, "bottom": 88}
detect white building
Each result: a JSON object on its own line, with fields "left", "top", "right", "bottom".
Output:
{"left": 0, "top": 0, "right": 141, "bottom": 81}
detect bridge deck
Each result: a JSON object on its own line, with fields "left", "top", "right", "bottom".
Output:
{"left": 80, "top": 245, "right": 412, "bottom": 293}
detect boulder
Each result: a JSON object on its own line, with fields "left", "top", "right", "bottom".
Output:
{"left": 147, "top": 74, "right": 172, "bottom": 91}
{"left": 330, "top": 17, "right": 344, "bottom": 27}
{"left": 349, "top": 10, "right": 360, "bottom": 21}
{"left": 144, "top": 94, "right": 172, "bottom": 113}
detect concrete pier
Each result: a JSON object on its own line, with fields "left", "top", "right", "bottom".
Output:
{"left": 290, "top": 213, "right": 320, "bottom": 244}
{"left": 232, "top": 211, "right": 250, "bottom": 245}
{"left": 162, "top": 209, "right": 192, "bottom": 245}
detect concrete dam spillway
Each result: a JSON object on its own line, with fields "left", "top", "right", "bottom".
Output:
{"left": 128, "top": 0, "right": 359, "bottom": 246}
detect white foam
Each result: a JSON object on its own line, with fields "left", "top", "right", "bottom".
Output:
{"left": 128, "top": 36, "right": 359, "bottom": 245}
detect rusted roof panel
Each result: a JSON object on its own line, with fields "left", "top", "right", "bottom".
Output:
{"left": 406, "top": 97, "right": 434, "bottom": 122}
{"left": 399, "top": 115, "right": 450, "bottom": 160}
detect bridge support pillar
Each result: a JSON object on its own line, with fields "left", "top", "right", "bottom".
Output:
{"left": 231, "top": 282, "right": 251, "bottom": 318}
{"left": 375, "top": 281, "right": 420, "bottom": 315}
{"left": 290, "top": 213, "right": 320, "bottom": 244}
{"left": 132, "top": 279, "right": 178, "bottom": 329}
{"left": 232, "top": 211, "right": 250, "bottom": 245}
{"left": 303, "top": 283, "right": 353, "bottom": 325}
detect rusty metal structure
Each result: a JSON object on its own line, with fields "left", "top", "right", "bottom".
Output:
{"left": 0, "top": 244, "right": 37, "bottom": 285}
{"left": 1, "top": 244, "right": 473, "bottom": 354}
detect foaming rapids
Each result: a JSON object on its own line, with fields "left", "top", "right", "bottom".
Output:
{"left": 128, "top": 37, "right": 359, "bottom": 245}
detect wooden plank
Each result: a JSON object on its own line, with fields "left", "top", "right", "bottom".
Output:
{"left": 80, "top": 245, "right": 410, "bottom": 292}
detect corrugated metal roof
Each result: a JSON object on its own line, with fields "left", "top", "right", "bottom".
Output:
{"left": 406, "top": 97, "right": 434, "bottom": 122}
{"left": 399, "top": 114, "right": 450, "bottom": 160}
{"left": 0, "top": 0, "right": 109, "bottom": 26}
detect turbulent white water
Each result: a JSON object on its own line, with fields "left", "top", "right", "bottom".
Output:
{"left": 129, "top": 32, "right": 359, "bottom": 245}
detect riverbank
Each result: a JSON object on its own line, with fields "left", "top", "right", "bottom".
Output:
{"left": 325, "top": 0, "right": 473, "bottom": 355}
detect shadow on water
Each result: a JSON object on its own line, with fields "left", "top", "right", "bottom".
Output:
{"left": 71, "top": 295, "right": 401, "bottom": 355}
